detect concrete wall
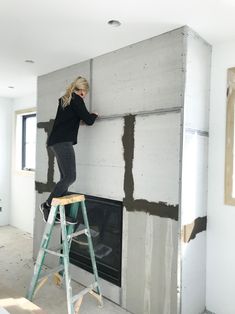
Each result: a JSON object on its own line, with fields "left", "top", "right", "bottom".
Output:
{"left": 0, "top": 97, "right": 13, "bottom": 226}
{"left": 34, "top": 27, "right": 185, "bottom": 314}
{"left": 181, "top": 30, "right": 211, "bottom": 314}
{"left": 34, "top": 26, "right": 211, "bottom": 314}
{"left": 92, "top": 29, "right": 184, "bottom": 116}
{"left": 206, "top": 41, "right": 235, "bottom": 314}
{"left": 10, "top": 93, "right": 37, "bottom": 235}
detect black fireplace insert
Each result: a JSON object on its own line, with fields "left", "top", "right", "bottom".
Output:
{"left": 69, "top": 194, "right": 123, "bottom": 287}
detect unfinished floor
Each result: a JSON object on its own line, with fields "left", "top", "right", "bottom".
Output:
{"left": 0, "top": 226, "right": 131, "bottom": 314}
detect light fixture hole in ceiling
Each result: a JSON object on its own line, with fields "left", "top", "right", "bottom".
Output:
{"left": 108, "top": 20, "right": 121, "bottom": 27}
{"left": 24, "top": 60, "right": 35, "bottom": 64}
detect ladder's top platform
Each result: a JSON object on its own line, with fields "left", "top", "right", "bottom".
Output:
{"left": 51, "top": 194, "right": 85, "bottom": 206}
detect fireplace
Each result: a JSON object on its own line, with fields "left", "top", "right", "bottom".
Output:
{"left": 69, "top": 194, "right": 123, "bottom": 287}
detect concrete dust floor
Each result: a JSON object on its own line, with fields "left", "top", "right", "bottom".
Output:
{"left": 0, "top": 226, "right": 131, "bottom": 314}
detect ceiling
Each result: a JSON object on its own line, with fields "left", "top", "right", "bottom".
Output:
{"left": 1, "top": 0, "right": 235, "bottom": 98}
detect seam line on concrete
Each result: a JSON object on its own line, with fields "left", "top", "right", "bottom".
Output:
{"left": 98, "top": 107, "right": 181, "bottom": 121}
{"left": 185, "top": 128, "right": 209, "bottom": 137}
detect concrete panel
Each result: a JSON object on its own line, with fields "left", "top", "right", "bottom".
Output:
{"left": 181, "top": 132, "right": 208, "bottom": 226}
{"left": 37, "top": 61, "right": 91, "bottom": 97}
{"left": 69, "top": 118, "right": 125, "bottom": 200}
{"left": 181, "top": 232, "right": 206, "bottom": 314}
{"left": 180, "top": 28, "right": 210, "bottom": 314}
{"left": 133, "top": 112, "right": 181, "bottom": 205}
{"left": 92, "top": 28, "right": 184, "bottom": 116}
{"left": 150, "top": 216, "right": 178, "bottom": 314}
{"left": 125, "top": 211, "right": 178, "bottom": 314}
{"left": 33, "top": 192, "right": 47, "bottom": 257}
{"left": 125, "top": 210, "right": 147, "bottom": 314}
{"left": 184, "top": 28, "right": 212, "bottom": 131}
{"left": 35, "top": 129, "right": 49, "bottom": 182}
{"left": 37, "top": 60, "right": 91, "bottom": 122}
{"left": 121, "top": 207, "right": 129, "bottom": 308}
{"left": 37, "top": 92, "right": 60, "bottom": 121}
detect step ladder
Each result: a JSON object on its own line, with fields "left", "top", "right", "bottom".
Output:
{"left": 26, "top": 194, "right": 103, "bottom": 314}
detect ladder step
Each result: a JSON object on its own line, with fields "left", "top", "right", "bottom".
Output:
{"left": 39, "top": 265, "right": 64, "bottom": 281}
{"left": 72, "top": 282, "right": 98, "bottom": 303}
{"left": 43, "top": 248, "right": 64, "bottom": 257}
{"left": 51, "top": 194, "right": 85, "bottom": 206}
{"left": 45, "top": 244, "right": 63, "bottom": 252}
{"left": 68, "top": 228, "right": 87, "bottom": 240}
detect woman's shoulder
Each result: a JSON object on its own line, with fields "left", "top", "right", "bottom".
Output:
{"left": 71, "top": 93, "right": 84, "bottom": 105}
{"left": 72, "top": 92, "right": 83, "bottom": 100}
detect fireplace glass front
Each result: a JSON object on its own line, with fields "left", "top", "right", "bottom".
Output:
{"left": 69, "top": 194, "right": 123, "bottom": 287}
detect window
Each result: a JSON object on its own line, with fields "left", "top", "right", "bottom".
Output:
{"left": 15, "top": 109, "right": 37, "bottom": 172}
{"left": 22, "top": 114, "right": 36, "bottom": 170}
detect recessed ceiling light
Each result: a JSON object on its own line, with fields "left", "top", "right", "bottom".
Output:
{"left": 8, "top": 86, "right": 14, "bottom": 89}
{"left": 108, "top": 20, "right": 121, "bottom": 27}
{"left": 24, "top": 59, "right": 35, "bottom": 64}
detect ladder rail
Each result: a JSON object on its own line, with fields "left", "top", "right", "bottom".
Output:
{"left": 26, "top": 205, "right": 58, "bottom": 300}
{"left": 81, "top": 201, "right": 103, "bottom": 299}
{"left": 26, "top": 195, "right": 103, "bottom": 314}
{"left": 60, "top": 204, "right": 74, "bottom": 314}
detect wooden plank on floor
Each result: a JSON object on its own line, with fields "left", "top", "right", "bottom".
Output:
{"left": 0, "top": 286, "right": 46, "bottom": 314}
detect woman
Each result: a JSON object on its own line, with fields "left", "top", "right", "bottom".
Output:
{"left": 40, "top": 76, "right": 98, "bottom": 223}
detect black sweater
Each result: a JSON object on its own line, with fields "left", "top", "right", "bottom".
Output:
{"left": 47, "top": 93, "right": 97, "bottom": 146}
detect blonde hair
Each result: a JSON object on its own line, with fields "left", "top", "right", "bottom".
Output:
{"left": 61, "top": 76, "right": 89, "bottom": 108}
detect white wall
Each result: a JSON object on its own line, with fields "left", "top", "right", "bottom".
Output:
{"left": 10, "top": 93, "right": 36, "bottom": 235}
{"left": 207, "top": 41, "right": 235, "bottom": 314}
{"left": 0, "top": 97, "right": 13, "bottom": 226}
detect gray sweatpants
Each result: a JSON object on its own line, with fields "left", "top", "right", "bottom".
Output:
{"left": 47, "top": 142, "right": 76, "bottom": 206}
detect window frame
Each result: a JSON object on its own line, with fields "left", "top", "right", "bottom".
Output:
{"left": 14, "top": 108, "right": 37, "bottom": 175}
{"left": 22, "top": 113, "right": 36, "bottom": 171}
{"left": 225, "top": 67, "right": 235, "bottom": 205}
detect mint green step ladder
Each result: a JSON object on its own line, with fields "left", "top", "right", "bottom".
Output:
{"left": 26, "top": 194, "right": 103, "bottom": 314}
